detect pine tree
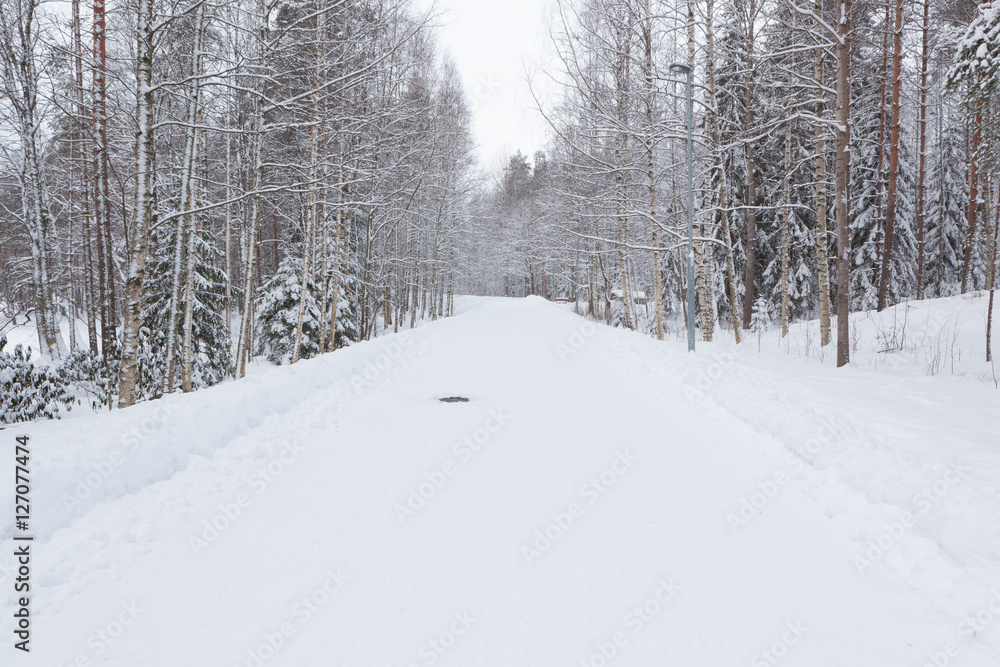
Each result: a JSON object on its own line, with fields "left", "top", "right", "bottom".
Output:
{"left": 949, "top": 2, "right": 1000, "bottom": 101}
{"left": 715, "top": 0, "right": 762, "bottom": 329}
{"left": 850, "top": 126, "right": 918, "bottom": 308}
{"left": 925, "top": 123, "right": 967, "bottom": 296}
{"left": 331, "top": 266, "right": 361, "bottom": 350}
{"left": 849, "top": 92, "right": 884, "bottom": 310}
{"left": 762, "top": 199, "right": 816, "bottom": 322}
{"left": 750, "top": 296, "right": 772, "bottom": 346}
{"left": 890, "top": 137, "right": 919, "bottom": 302}
{"left": 255, "top": 255, "right": 324, "bottom": 364}
{"left": 139, "top": 223, "right": 233, "bottom": 398}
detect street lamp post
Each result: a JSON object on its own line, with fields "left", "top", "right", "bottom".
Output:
{"left": 669, "top": 62, "right": 695, "bottom": 352}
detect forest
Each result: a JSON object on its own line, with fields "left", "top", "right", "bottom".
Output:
{"left": 1, "top": 0, "right": 998, "bottom": 418}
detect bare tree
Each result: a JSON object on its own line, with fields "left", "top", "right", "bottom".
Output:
{"left": 0, "top": 0, "right": 64, "bottom": 358}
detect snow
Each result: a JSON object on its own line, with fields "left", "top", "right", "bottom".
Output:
{"left": 0, "top": 311, "right": 85, "bottom": 363}
{"left": 754, "top": 291, "right": 1000, "bottom": 381}
{"left": 2, "top": 295, "right": 1000, "bottom": 665}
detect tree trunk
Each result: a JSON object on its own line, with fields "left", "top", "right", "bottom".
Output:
{"left": 409, "top": 239, "right": 420, "bottom": 329}
{"left": 163, "top": 216, "right": 185, "bottom": 391}
{"left": 780, "top": 119, "right": 791, "bottom": 337}
{"left": 614, "top": 3, "right": 634, "bottom": 330}
{"left": 742, "top": 140, "right": 757, "bottom": 329}
{"left": 236, "top": 146, "right": 261, "bottom": 377}
{"left": 292, "top": 3, "right": 325, "bottom": 364}
{"left": 706, "top": 0, "right": 740, "bottom": 344}
{"left": 986, "top": 178, "right": 997, "bottom": 362}
{"left": 179, "top": 2, "right": 208, "bottom": 392}
{"left": 876, "top": 0, "right": 903, "bottom": 311}
{"left": 236, "top": 93, "right": 264, "bottom": 376}
{"left": 180, "top": 203, "right": 200, "bottom": 391}
{"left": 834, "top": 0, "right": 852, "bottom": 367}
{"left": 73, "top": 0, "right": 99, "bottom": 355}
{"left": 875, "top": 1, "right": 889, "bottom": 274}
{"left": 93, "top": 0, "right": 116, "bottom": 354}
{"left": 961, "top": 100, "right": 982, "bottom": 294}
{"left": 695, "top": 220, "right": 714, "bottom": 341}
{"left": 813, "top": 11, "right": 832, "bottom": 346}
{"left": 224, "top": 90, "right": 233, "bottom": 339}
{"left": 588, "top": 237, "right": 597, "bottom": 318}
{"left": 118, "top": 0, "right": 156, "bottom": 407}
{"left": 741, "top": 0, "right": 758, "bottom": 330}
{"left": 1, "top": 0, "right": 62, "bottom": 358}
{"left": 642, "top": 0, "right": 664, "bottom": 340}
{"left": 915, "top": 0, "right": 929, "bottom": 299}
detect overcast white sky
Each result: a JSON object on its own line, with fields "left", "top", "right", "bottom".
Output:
{"left": 428, "top": 0, "right": 553, "bottom": 169}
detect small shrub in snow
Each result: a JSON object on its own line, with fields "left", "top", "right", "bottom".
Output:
{"left": 58, "top": 349, "right": 117, "bottom": 409}
{"left": 750, "top": 297, "right": 772, "bottom": 334}
{"left": 0, "top": 335, "right": 76, "bottom": 424}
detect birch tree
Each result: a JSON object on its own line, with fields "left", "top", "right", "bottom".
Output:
{"left": 118, "top": 0, "right": 157, "bottom": 406}
{"left": 0, "top": 0, "right": 64, "bottom": 358}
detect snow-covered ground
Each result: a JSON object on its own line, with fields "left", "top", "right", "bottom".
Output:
{"left": 753, "top": 291, "right": 1000, "bottom": 381}
{"left": 0, "top": 310, "right": 89, "bottom": 362}
{"left": 2, "top": 295, "right": 999, "bottom": 665}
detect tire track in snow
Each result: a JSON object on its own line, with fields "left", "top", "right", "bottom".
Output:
{"left": 0, "top": 324, "right": 454, "bottom": 660}
{"left": 586, "top": 315, "right": 1000, "bottom": 664}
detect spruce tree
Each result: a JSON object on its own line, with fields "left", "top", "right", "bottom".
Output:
{"left": 849, "top": 92, "right": 884, "bottom": 310}
{"left": 925, "top": 123, "right": 967, "bottom": 296}
{"left": 255, "top": 254, "right": 324, "bottom": 364}
{"left": 140, "top": 223, "right": 234, "bottom": 398}
{"left": 332, "top": 269, "right": 361, "bottom": 349}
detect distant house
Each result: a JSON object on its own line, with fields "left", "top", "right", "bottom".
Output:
{"left": 609, "top": 289, "right": 648, "bottom": 305}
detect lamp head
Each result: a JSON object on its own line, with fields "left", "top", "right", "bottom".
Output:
{"left": 669, "top": 63, "right": 691, "bottom": 75}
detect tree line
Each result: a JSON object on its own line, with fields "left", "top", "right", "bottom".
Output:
{"left": 1, "top": 0, "right": 474, "bottom": 409}
{"left": 463, "top": 0, "right": 1000, "bottom": 366}
{"left": 1, "top": 0, "right": 999, "bottom": 419}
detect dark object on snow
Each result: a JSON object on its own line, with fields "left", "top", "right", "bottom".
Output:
{"left": 439, "top": 396, "right": 469, "bottom": 403}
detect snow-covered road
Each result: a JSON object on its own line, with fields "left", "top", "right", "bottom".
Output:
{"left": 3, "top": 296, "right": 999, "bottom": 666}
